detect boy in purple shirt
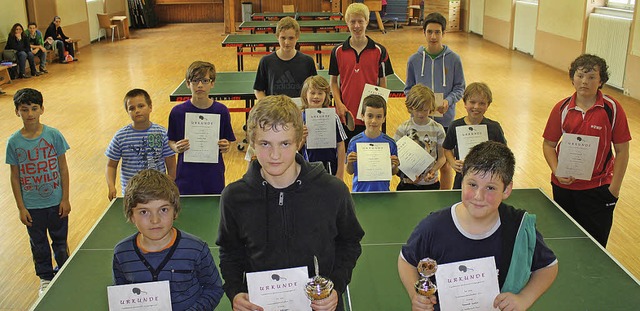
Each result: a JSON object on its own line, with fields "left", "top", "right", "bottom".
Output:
{"left": 168, "top": 61, "right": 236, "bottom": 194}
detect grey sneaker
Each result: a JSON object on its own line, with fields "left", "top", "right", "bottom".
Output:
{"left": 39, "top": 279, "right": 51, "bottom": 295}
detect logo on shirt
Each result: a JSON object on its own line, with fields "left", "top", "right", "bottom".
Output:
{"left": 274, "top": 71, "right": 300, "bottom": 90}
{"left": 591, "top": 125, "right": 603, "bottom": 130}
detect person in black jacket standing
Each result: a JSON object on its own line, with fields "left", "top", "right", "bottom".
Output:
{"left": 45, "top": 16, "right": 75, "bottom": 63}
{"left": 5, "top": 23, "right": 39, "bottom": 79}
{"left": 217, "top": 95, "right": 364, "bottom": 311}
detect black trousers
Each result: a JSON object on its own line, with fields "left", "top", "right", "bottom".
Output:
{"left": 552, "top": 183, "right": 618, "bottom": 247}
{"left": 26, "top": 205, "right": 69, "bottom": 280}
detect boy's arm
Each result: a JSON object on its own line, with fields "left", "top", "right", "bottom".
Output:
{"left": 112, "top": 254, "right": 126, "bottom": 285}
{"left": 190, "top": 243, "right": 224, "bottom": 310}
{"left": 378, "top": 76, "right": 387, "bottom": 88}
{"left": 106, "top": 159, "right": 119, "bottom": 201}
{"left": 336, "top": 141, "right": 346, "bottom": 180}
{"left": 608, "top": 142, "right": 629, "bottom": 197}
{"left": 542, "top": 139, "right": 574, "bottom": 185}
{"left": 10, "top": 164, "right": 32, "bottom": 227}
{"left": 444, "top": 149, "right": 462, "bottom": 174}
{"left": 398, "top": 254, "right": 438, "bottom": 310}
{"left": 58, "top": 153, "right": 71, "bottom": 218}
{"left": 391, "top": 155, "right": 400, "bottom": 175}
{"left": 432, "top": 144, "right": 447, "bottom": 173}
{"left": 444, "top": 56, "right": 465, "bottom": 109}
{"left": 494, "top": 263, "right": 558, "bottom": 311}
{"left": 254, "top": 90, "right": 266, "bottom": 101}
{"left": 330, "top": 75, "right": 347, "bottom": 122}
{"left": 164, "top": 155, "right": 176, "bottom": 181}
{"left": 346, "top": 152, "right": 356, "bottom": 175}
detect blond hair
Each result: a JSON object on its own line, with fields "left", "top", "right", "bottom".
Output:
{"left": 123, "top": 169, "right": 181, "bottom": 221}
{"left": 463, "top": 82, "right": 493, "bottom": 104}
{"left": 405, "top": 84, "right": 435, "bottom": 113}
{"left": 300, "top": 76, "right": 331, "bottom": 109}
{"left": 276, "top": 16, "right": 300, "bottom": 37}
{"left": 345, "top": 3, "right": 369, "bottom": 23}
{"left": 247, "top": 95, "right": 304, "bottom": 146}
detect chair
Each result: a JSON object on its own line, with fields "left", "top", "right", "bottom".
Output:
{"left": 97, "top": 13, "right": 119, "bottom": 42}
{"left": 407, "top": 0, "right": 421, "bottom": 26}
{"left": 283, "top": 4, "right": 295, "bottom": 13}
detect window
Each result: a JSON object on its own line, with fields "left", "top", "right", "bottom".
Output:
{"left": 607, "top": 0, "right": 635, "bottom": 10}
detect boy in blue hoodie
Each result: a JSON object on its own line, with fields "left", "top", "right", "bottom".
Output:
{"left": 405, "top": 12, "right": 465, "bottom": 189}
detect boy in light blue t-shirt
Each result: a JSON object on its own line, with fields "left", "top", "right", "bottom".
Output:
{"left": 6, "top": 88, "right": 71, "bottom": 294}
{"left": 346, "top": 94, "right": 399, "bottom": 192}
{"left": 105, "top": 88, "right": 176, "bottom": 201}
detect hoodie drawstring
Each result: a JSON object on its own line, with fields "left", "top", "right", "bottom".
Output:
{"left": 419, "top": 47, "right": 447, "bottom": 88}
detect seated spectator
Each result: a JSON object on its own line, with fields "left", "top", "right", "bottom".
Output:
{"left": 26, "top": 22, "right": 48, "bottom": 74}
{"left": 5, "top": 23, "right": 39, "bottom": 79}
{"left": 45, "top": 16, "right": 76, "bottom": 63}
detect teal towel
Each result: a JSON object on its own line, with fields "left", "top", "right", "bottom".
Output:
{"left": 501, "top": 213, "right": 536, "bottom": 293}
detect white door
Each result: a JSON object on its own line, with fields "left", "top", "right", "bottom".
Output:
{"left": 469, "top": 0, "right": 484, "bottom": 35}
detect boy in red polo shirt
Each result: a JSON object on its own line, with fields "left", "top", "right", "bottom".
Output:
{"left": 542, "top": 54, "right": 631, "bottom": 247}
{"left": 329, "top": 2, "right": 394, "bottom": 145}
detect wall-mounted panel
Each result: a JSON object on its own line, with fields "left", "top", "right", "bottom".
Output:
{"left": 485, "top": 0, "right": 511, "bottom": 22}
{"left": 537, "top": 1, "right": 584, "bottom": 41}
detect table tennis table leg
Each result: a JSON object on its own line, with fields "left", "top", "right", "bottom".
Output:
{"left": 237, "top": 47, "right": 242, "bottom": 71}
{"left": 316, "top": 45, "right": 324, "bottom": 70}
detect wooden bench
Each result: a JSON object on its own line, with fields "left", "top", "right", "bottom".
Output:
{"left": 0, "top": 64, "right": 16, "bottom": 85}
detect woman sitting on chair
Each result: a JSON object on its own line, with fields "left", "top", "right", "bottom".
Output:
{"left": 5, "top": 23, "right": 39, "bottom": 79}
{"left": 45, "top": 16, "right": 76, "bottom": 63}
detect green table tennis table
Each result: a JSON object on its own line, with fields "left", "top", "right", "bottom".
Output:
{"left": 222, "top": 32, "right": 350, "bottom": 71}
{"left": 251, "top": 11, "right": 343, "bottom": 21}
{"left": 239, "top": 20, "right": 348, "bottom": 34}
{"left": 31, "top": 189, "right": 640, "bottom": 310}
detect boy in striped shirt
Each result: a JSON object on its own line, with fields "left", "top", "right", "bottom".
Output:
{"left": 105, "top": 89, "right": 176, "bottom": 200}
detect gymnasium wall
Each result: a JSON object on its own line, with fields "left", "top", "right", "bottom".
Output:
{"left": 624, "top": 5, "right": 640, "bottom": 99}
{"left": 483, "top": 0, "right": 512, "bottom": 49}
{"left": 56, "top": 0, "right": 91, "bottom": 48}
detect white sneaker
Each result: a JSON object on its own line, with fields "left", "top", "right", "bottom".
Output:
{"left": 39, "top": 279, "right": 51, "bottom": 296}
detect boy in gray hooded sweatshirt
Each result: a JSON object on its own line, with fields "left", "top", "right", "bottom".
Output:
{"left": 404, "top": 12, "right": 466, "bottom": 189}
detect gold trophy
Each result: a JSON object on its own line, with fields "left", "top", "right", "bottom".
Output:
{"left": 305, "top": 256, "right": 334, "bottom": 301}
{"left": 414, "top": 258, "right": 438, "bottom": 296}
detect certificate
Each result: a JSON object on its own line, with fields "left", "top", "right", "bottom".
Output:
{"left": 429, "top": 93, "right": 444, "bottom": 117}
{"left": 184, "top": 112, "right": 220, "bottom": 163}
{"left": 305, "top": 108, "right": 337, "bottom": 149}
{"left": 435, "top": 257, "right": 500, "bottom": 311}
{"left": 356, "top": 142, "right": 392, "bottom": 181}
{"left": 107, "top": 280, "right": 172, "bottom": 311}
{"left": 396, "top": 136, "right": 435, "bottom": 181}
{"left": 247, "top": 266, "right": 310, "bottom": 311}
{"left": 556, "top": 133, "right": 600, "bottom": 180}
{"left": 356, "top": 84, "right": 390, "bottom": 121}
{"left": 456, "top": 124, "right": 488, "bottom": 160}
{"left": 290, "top": 97, "right": 303, "bottom": 109}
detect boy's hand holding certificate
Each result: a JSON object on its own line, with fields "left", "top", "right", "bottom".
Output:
{"left": 455, "top": 125, "right": 488, "bottom": 160}
{"left": 356, "top": 142, "right": 392, "bottom": 181}
{"left": 356, "top": 84, "right": 390, "bottom": 121}
{"left": 246, "top": 266, "right": 310, "bottom": 311}
{"left": 184, "top": 112, "right": 220, "bottom": 163}
{"left": 555, "top": 133, "right": 599, "bottom": 180}
{"left": 435, "top": 257, "right": 500, "bottom": 311}
{"left": 430, "top": 93, "right": 445, "bottom": 117}
{"left": 396, "top": 136, "right": 435, "bottom": 182}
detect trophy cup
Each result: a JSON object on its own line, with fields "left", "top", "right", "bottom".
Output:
{"left": 414, "top": 258, "right": 438, "bottom": 296}
{"left": 305, "top": 256, "right": 334, "bottom": 301}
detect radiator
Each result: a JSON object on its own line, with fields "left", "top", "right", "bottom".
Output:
{"left": 469, "top": 0, "right": 484, "bottom": 35}
{"left": 585, "top": 13, "right": 632, "bottom": 89}
{"left": 87, "top": 0, "right": 105, "bottom": 41}
{"left": 513, "top": 1, "right": 537, "bottom": 55}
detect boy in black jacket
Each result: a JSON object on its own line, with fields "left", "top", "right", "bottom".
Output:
{"left": 216, "top": 95, "right": 364, "bottom": 311}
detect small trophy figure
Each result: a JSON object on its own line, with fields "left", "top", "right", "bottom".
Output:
{"left": 415, "top": 258, "right": 438, "bottom": 296}
{"left": 305, "top": 256, "right": 334, "bottom": 301}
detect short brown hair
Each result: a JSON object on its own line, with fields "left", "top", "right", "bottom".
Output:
{"left": 405, "top": 84, "right": 435, "bottom": 113}
{"left": 463, "top": 82, "right": 493, "bottom": 104}
{"left": 123, "top": 88, "right": 152, "bottom": 110}
{"left": 123, "top": 169, "right": 181, "bottom": 221}
{"left": 247, "top": 95, "right": 304, "bottom": 146}
{"left": 185, "top": 61, "right": 216, "bottom": 83}
{"left": 300, "top": 75, "right": 331, "bottom": 109}
{"left": 361, "top": 94, "right": 387, "bottom": 116}
{"left": 276, "top": 16, "right": 300, "bottom": 37}
{"left": 569, "top": 54, "right": 609, "bottom": 88}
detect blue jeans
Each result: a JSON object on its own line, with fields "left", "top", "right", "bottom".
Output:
{"left": 26, "top": 205, "right": 70, "bottom": 280}
{"left": 16, "top": 50, "right": 36, "bottom": 75}
{"left": 34, "top": 49, "right": 46, "bottom": 69}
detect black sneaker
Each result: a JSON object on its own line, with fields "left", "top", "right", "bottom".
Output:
{"left": 40, "top": 67, "right": 48, "bottom": 74}
{"left": 32, "top": 72, "right": 42, "bottom": 77}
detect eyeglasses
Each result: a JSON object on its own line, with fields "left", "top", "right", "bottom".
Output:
{"left": 190, "top": 79, "right": 213, "bottom": 85}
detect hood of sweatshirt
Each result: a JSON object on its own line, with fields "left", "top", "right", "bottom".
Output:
{"left": 415, "top": 45, "right": 452, "bottom": 86}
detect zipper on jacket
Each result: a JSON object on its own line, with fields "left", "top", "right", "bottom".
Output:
{"left": 431, "top": 58, "right": 435, "bottom": 90}
{"left": 279, "top": 192, "right": 284, "bottom": 206}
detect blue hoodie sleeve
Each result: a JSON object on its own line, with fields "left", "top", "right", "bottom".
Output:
{"left": 404, "top": 54, "right": 418, "bottom": 95}
{"left": 444, "top": 52, "right": 465, "bottom": 106}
